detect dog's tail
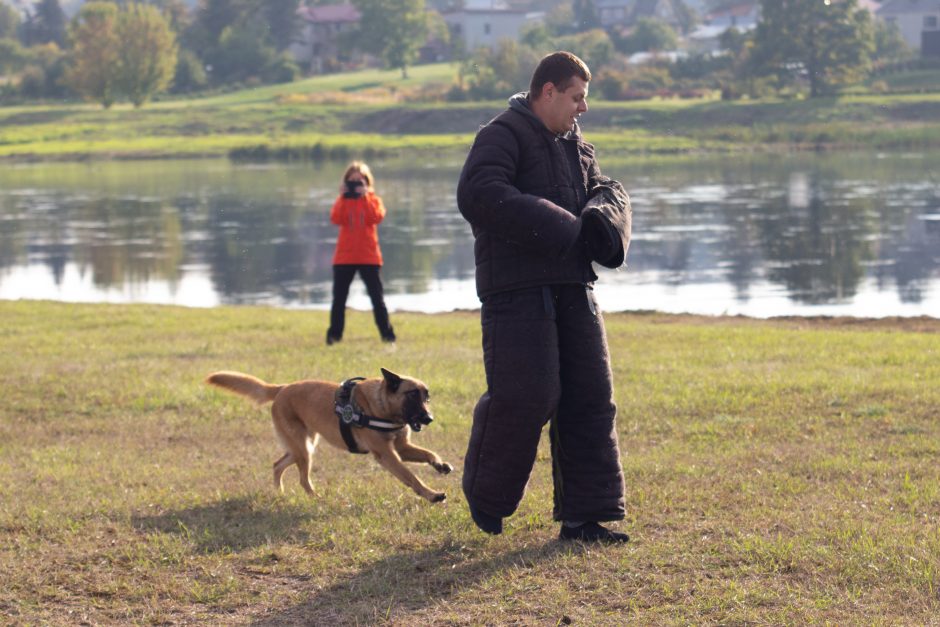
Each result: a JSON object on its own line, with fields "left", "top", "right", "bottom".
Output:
{"left": 206, "top": 371, "right": 283, "bottom": 405}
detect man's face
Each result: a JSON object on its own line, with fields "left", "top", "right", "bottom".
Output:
{"left": 541, "top": 76, "right": 589, "bottom": 135}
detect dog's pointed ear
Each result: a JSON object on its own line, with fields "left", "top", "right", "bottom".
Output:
{"left": 381, "top": 367, "right": 403, "bottom": 393}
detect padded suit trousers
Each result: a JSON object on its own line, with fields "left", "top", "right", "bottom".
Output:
{"left": 462, "top": 284, "right": 626, "bottom": 522}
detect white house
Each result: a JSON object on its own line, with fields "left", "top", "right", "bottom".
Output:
{"left": 443, "top": 0, "right": 544, "bottom": 52}
{"left": 877, "top": 0, "right": 940, "bottom": 54}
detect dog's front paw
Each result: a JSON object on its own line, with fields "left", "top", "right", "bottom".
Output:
{"left": 430, "top": 492, "right": 446, "bottom": 503}
{"left": 434, "top": 462, "right": 453, "bottom": 475}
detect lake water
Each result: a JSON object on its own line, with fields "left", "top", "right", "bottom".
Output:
{"left": 2, "top": 152, "right": 938, "bottom": 318}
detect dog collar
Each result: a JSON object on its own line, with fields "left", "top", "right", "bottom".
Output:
{"left": 334, "top": 377, "right": 404, "bottom": 454}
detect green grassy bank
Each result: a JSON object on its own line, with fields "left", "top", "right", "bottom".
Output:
{"left": 3, "top": 63, "right": 940, "bottom": 161}
{"left": 1, "top": 300, "right": 939, "bottom": 624}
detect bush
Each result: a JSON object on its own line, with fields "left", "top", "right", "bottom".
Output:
{"left": 263, "top": 52, "right": 300, "bottom": 84}
{"left": 17, "top": 66, "right": 47, "bottom": 98}
{"left": 595, "top": 68, "right": 631, "bottom": 100}
{"left": 172, "top": 50, "right": 208, "bottom": 94}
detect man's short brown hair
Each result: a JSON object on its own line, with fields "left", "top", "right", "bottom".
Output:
{"left": 529, "top": 51, "right": 592, "bottom": 99}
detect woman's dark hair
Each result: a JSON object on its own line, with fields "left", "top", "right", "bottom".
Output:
{"left": 529, "top": 51, "right": 591, "bottom": 100}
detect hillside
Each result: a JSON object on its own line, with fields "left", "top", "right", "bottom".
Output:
{"left": 3, "top": 63, "right": 940, "bottom": 160}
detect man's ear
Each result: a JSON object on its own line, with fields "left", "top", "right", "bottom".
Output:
{"left": 381, "top": 367, "right": 403, "bottom": 393}
{"left": 542, "top": 81, "right": 555, "bottom": 100}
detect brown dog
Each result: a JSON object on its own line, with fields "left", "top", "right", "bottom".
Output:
{"left": 206, "top": 368, "right": 453, "bottom": 503}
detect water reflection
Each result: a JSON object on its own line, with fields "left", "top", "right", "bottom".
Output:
{"left": 1, "top": 153, "right": 938, "bottom": 318}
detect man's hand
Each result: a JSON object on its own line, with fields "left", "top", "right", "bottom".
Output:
{"left": 580, "top": 211, "right": 618, "bottom": 265}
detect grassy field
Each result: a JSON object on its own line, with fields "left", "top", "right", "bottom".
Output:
{"left": 3, "top": 62, "right": 940, "bottom": 161}
{"left": 1, "top": 300, "right": 938, "bottom": 624}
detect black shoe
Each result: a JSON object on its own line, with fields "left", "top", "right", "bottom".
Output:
{"left": 468, "top": 502, "right": 503, "bottom": 535}
{"left": 559, "top": 521, "right": 630, "bottom": 544}
{"left": 326, "top": 331, "right": 341, "bottom": 345}
{"left": 381, "top": 328, "right": 396, "bottom": 343}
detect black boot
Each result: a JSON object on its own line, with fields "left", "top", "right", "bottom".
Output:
{"left": 559, "top": 521, "right": 629, "bottom": 543}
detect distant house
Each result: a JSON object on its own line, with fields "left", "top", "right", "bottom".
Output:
{"left": 687, "top": 1, "right": 760, "bottom": 53}
{"left": 627, "top": 0, "right": 694, "bottom": 32}
{"left": 704, "top": 1, "right": 760, "bottom": 30}
{"left": 290, "top": 3, "right": 362, "bottom": 74}
{"left": 596, "top": 0, "right": 696, "bottom": 36}
{"left": 596, "top": 0, "right": 633, "bottom": 26}
{"left": 877, "top": 0, "right": 940, "bottom": 55}
{"left": 443, "top": 0, "right": 544, "bottom": 52}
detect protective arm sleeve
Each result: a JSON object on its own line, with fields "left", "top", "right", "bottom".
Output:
{"left": 580, "top": 157, "right": 632, "bottom": 268}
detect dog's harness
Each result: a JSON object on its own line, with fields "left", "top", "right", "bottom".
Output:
{"left": 334, "top": 377, "right": 403, "bottom": 454}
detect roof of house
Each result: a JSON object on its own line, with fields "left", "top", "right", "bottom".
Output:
{"left": 706, "top": 1, "right": 759, "bottom": 20}
{"left": 878, "top": 0, "right": 940, "bottom": 15}
{"left": 629, "top": 0, "right": 688, "bottom": 23}
{"left": 297, "top": 4, "right": 361, "bottom": 24}
{"left": 462, "top": 0, "right": 511, "bottom": 9}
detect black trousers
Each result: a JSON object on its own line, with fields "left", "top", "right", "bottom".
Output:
{"left": 328, "top": 264, "right": 394, "bottom": 340}
{"left": 462, "top": 284, "right": 625, "bottom": 522}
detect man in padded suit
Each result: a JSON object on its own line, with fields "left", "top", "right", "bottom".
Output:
{"left": 457, "top": 51, "right": 633, "bottom": 542}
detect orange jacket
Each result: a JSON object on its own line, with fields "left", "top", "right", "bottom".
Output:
{"left": 331, "top": 191, "right": 386, "bottom": 265}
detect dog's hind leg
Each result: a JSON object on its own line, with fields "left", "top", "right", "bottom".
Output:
{"left": 273, "top": 403, "right": 318, "bottom": 496}
{"left": 294, "top": 434, "right": 319, "bottom": 496}
{"left": 273, "top": 453, "right": 294, "bottom": 492}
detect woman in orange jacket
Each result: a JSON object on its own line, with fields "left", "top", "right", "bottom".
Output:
{"left": 326, "top": 161, "right": 395, "bottom": 344}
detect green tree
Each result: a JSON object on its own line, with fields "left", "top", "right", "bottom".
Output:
{"left": 262, "top": 0, "right": 301, "bottom": 51}
{"left": 873, "top": 18, "right": 910, "bottom": 64}
{"left": 0, "top": 38, "right": 28, "bottom": 76}
{"left": 457, "top": 38, "right": 541, "bottom": 99}
{"left": 190, "top": 0, "right": 298, "bottom": 85}
{"left": 147, "top": 0, "right": 192, "bottom": 35}
{"left": 670, "top": 0, "right": 697, "bottom": 35}
{"left": 544, "top": 3, "right": 574, "bottom": 37}
{"left": 719, "top": 26, "right": 748, "bottom": 57}
{"left": 196, "top": 0, "right": 246, "bottom": 45}
{"left": 572, "top": 0, "right": 599, "bottom": 32}
{"left": 0, "top": 2, "right": 20, "bottom": 40}
{"left": 556, "top": 28, "right": 615, "bottom": 67}
{"left": 615, "top": 17, "right": 678, "bottom": 55}
{"left": 116, "top": 3, "right": 178, "bottom": 107}
{"left": 16, "top": 42, "right": 69, "bottom": 99}
{"left": 353, "top": 0, "right": 429, "bottom": 78}
{"left": 210, "top": 21, "right": 276, "bottom": 82}
{"left": 751, "top": 0, "right": 874, "bottom": 97}
{"left": 520, "top": 21, "right": 552, "bottom": 51}
{"left": 65, "top": 2, "right": 121, "bottom": 107}
{"left": 25, "top": 0, "right": 68, "bottom": 47}
{"left": 171, "top": 48, "right": 208, "bottom": 93}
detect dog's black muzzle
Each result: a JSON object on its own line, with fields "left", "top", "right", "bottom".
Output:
{"left": 406, "top": 410, "right": 433, "bottom": 432}
{"left": 402, "top": 389, "right": 433, "bottom": 431}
